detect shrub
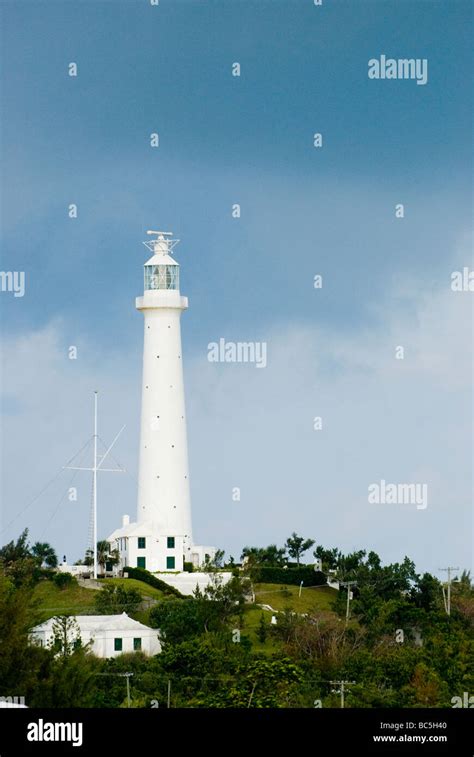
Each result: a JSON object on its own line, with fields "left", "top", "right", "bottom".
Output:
{"left": 149, "top": 599, "right": 203, "bottom": 642}
{"left": 183, "top": 562, "right": 194, "bottom": 573}
{"left": 53, "top": 572, "right": 76, "bottom": 590}
{"left": 123, "top": 567, "right": 183, "bottom": 598}
{"left": 248, "top": 566, "right": 326, "bottom": 586}
{"left": 95, "top": 584, "right": 142, "bottom": 615}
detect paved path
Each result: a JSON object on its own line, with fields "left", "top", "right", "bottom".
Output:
{"left": 77, "top": 578, "right": 103, "bottom": 590}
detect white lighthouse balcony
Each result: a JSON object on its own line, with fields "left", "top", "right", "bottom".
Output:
{"left": 136, "top": 291, "right": 188, "bottom": 311}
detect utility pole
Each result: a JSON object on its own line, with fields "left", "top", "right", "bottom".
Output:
{"left": 64, "top": 392, "right": 125, "bottom": 579}
{"left": 339, "top": 581, "right": 357, "bottom": 625}
{"left": 118, "top": 672, "right": 133, "bottom": 708}
{"left": 439, "top": 567, "right": 459, "bottom": 616}
{"left": 95, "top": 671, "right": 133, "bottom": 707}
{"left": 330, "top": 680, "right": 355, "bottom": 709}
{"left": 167, "top": 679, "right": 171, "bottom": 708}
{"left": 247, "top": 681, "right": 257, "bottom": 708}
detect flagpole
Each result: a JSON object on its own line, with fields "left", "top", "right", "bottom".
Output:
{"left": 93, "top": 391, "right": 98, "bottom": 580}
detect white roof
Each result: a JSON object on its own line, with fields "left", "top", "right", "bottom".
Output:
{"left": 31, "top": 612, "right": 155, "bottom": 634}
{"left": 107, "top": 520, "right": 156, "bottom": 541}
{"left": 144, "top": 253, "right": 178, "bottom": 267}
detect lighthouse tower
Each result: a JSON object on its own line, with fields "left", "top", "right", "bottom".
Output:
{"left": 108, "top": 231, "right": 215, "bottom": 573}
{"left": 136, "top": 231, "right": 191, "bottom": 548}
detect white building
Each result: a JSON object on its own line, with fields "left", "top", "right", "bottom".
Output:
{"left": 30, "top": 613, "right": 161, "bottom": 658}
{"left": 107, "top": 231, "right": 215, "bottom": 573}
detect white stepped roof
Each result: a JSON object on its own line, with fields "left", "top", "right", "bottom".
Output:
{"left": 31, "top": 612, "right": 155, "bottom": 634}
{"left": 107, "top": 520, "right": 156, "bottom": 541}
{"left": 144, "top": 253, "right": 178, "bottom": 267}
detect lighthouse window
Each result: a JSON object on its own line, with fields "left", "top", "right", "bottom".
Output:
{"left": 138, "top": 537, "right": 146, "bottom": 549}
{"left": 167, "top": 537, "right": 175, "bottom": 549}
{"left": 114, "top": 638, "right": 123, "bottom": 651}
{"left": 144, "top": 264, "right": 179, "bottom": 291}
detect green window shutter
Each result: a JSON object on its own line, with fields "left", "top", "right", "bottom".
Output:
{"left": 114, "top": 638, "right": 123, "bottom": 651}
{"left": 166, "top": 556, "right": 175, "bottom": 570}
{"left": 133, "top": 637, "right": 142, "bottom": 651}
{"left": 167, "top": 536, "right": 175, "bottom": 549}
{"left": 138, "top": 537, "right": 146, "bottom": 549}
{"left": 137, "top": 557, "right": 146, "bottom": 569}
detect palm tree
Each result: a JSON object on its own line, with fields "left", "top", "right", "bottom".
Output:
{"left": 31, "top": 542, "right": 58, "bottom": 569}
{"left": 96, "top": 540, "right": 118, "bottom": 575}
{"left": 285, "top": 532, "right": 315, "bottom": 567}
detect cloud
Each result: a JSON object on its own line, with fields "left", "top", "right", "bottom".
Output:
{"left": 1, "top": 263, "right": 471, "bottom": 574}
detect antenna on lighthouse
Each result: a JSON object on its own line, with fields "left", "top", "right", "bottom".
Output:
{"left": 143, "top": 230, "right": 180, "bottom": 255}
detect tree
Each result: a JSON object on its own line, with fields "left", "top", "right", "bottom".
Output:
{"left": 0, "top": 569, "right": 51, "bottom": 700}
{"left": 313, "top": 545, "right": 340, "bottom": 571}
{"left": 285, "top": 533, "right": 315, "bottom": 567}
{"left": 94, "top": 584, "right": 142, "bottom": 615}
{"left": 50, "top": 615, "right": 82, "bottom": 657}
{"left": 32, "top": 542, "right": 58, "bottom": 569}
{"left": 0, "top": 529, "right": 31, "bottom": 563}
{"left": 53, "top": 572, "right": 75, "bottom": 590}
{"left": 203, "top": 549, "right": 225, "bottom": 572}
{"left": 0, "top": 529, "right": 38, "bottom": 585}
{"left": 193, "top": 574, "right": 249, "bottom": 631}
{"left": 453, "top": 569, "right": 472, "bottom": 595}
{"left": 96, "top": 541, "right": 119, "bottom": 575}
{"left": 241, "top": 544, "right": 286, "bottom": 567}
{"left": 149, "top": 599, "right": 207, "bottom": 643}
{"left": 83, "top": 549, "right": 94, "bottom": 567}
{"left": 410, "top": 573, "right": 442, "bottom": 612}
{"left": 257, "top": 613, "right": 267, "bottom": 644}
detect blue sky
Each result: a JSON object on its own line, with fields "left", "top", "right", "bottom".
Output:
{"left": 1, "top": 0, "right": 472, "bottom": 575}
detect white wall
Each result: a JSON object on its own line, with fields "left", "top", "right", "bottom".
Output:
{"left": 136, "top": 292, "right": 193, "bottom": 552}
{"left": 30, "top": 626, "right": 161, "bottom": 658}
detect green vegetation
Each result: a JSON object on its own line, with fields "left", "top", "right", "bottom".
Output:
{"left": 249, "top": 566, "right": 326, "bottom": 586}
{"left": 29, "top": 578, "right": 98, "bottom": 624}
{"left": 1, "top": 530, "right": 473, "bottom": 709}
{"left": 254, "top": 583, "right": 336, "bottom": 614}
{"left": 97, "top": 577, "right": 166, "bottom": 601}
{"left": 123, "top": 566, "right": 183, "bottom": 597}
{"left": 94, "top": 584, "right": 142, "bottom": 615}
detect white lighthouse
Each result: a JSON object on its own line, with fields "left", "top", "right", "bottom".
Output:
{"left": 108, "top": 231, "right": 215, "bottom": 573}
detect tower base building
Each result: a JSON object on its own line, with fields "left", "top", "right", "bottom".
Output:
{"left": 107, "top": 231, "right": 215, "bottom": 572}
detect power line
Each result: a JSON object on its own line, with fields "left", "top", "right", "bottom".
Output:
{"left": 0, "top": 437, "right": 92, "bottom": 537}
{"left": 37, "top": 446, "right": 91, "bottom": 544}
{"left": 329, "top": 680, "right": 356, "bottom": 709}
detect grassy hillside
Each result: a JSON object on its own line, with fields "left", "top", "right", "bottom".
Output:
{"left": 29, "top": 580, "right": 99, "bottom": 624}
{"left": 29, "top": 577, "right": 337, "bottom": 637}
{"left": 242, "top": 605, "right": 281, "bottom": 653}
{"left": 242, "top": 585, "right": 336, "bottom": 653}
{"left": 29, "top": 576, "right": 168, "bottom": 625}
{"left": 254, "top": 583, "right": 337, "bottom": 614}
{"left": 97, "top": 577, "right": 166, "bottom": 601}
